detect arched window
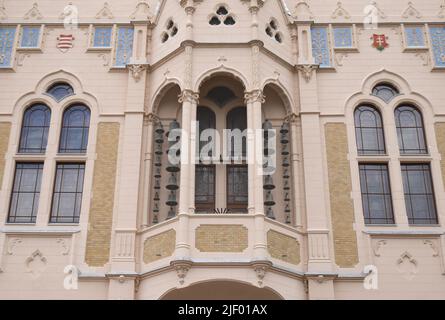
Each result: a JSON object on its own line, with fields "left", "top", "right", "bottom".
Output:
{"left": 195, "top": 107, "right": 216, "bottom": 213}
{"left": 227, "top": 107, "right": 247, "bottom": 159}
{"left": 59, "top": 105, "right": 91, "bottom": 154}
{"left": 354, "top": 105, "right": 386, "bottom": 155}
{"left": 395, "top": 105, "right": 427, "bottom": 154}
{"left": 372, "top": 83, "right": 399, "bottom": 103}
{"left": 47, "top": 82, "right": 74, "bottom": 102}
{"left": 226, "top": 107, "right": 247, "bottom": 212}
{"left": 19, "top": 104, "right": 51, "bottom": 154}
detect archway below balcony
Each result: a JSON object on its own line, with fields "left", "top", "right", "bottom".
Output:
{"left": 160, "top": 280, "right": 283, "bottom": 300}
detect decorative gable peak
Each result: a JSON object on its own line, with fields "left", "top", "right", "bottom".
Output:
{"left": 96, "top": 2, "right": 114, "bottom": 19}
{"left": 332, "top": 2, "right": 350, "bottom": 20}
{"left": 24, "top": 2, "right": 43, "bottom": 20}
{"left": 0, "top": 0, "right": 6, "bottom": 20}
{"left": 130, "top": 0, "right": 153, "bottom": 21}
{"left": 293, "top": 0, "right": 313, "bottom": 21}
{"left": 179, "top": 0, "right": 203, "bottom": 9}
{"left": 240, "top": 0, "right": 267, "bottom": 9}
{"left": 402, "top": 1, "right": 422, "bottom": 19}
{"left": 439, "top": 0, "right": 445, "bottom": 18}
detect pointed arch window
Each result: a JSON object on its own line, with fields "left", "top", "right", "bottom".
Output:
{"left": 354, "top": 105, "right": 386, "bottom": 155}
{"left": 19, "top": 104, "right": 51, "bottom": 154}
{"left": 59, "top": 105, "right": 91, "bottom": 154}
{"left": 395, "top": 105, "right": 427, "bottom": 155}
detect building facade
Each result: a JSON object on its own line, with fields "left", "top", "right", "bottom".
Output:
{"left": 0, "top": 0, "right": 445, "bottom": 300}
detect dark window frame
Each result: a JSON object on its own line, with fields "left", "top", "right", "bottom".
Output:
{"left": 7, "top": 162, "right": 44, "bottom": 224}
{"left": 372, "top": 83, "right": 399, "bottom": 103}
{"left": 195, "top": 164, "right": 216, "bottom": 213}
{"left": 46, "top": 82, "right": 74, "bottom": 102}
{"left": 18, "top": 104, "right": 51, "bottom": 154}
{"left": 354, "top": 105, "right": 386, "bottom": 155}
{"left": 226, "top": 164, "right": 248, "bottom": 213}
{"left": 49, "top": 163, "right": 85, "bottom": 224}
{"left": 395, "top": 105, "right": 428, "bottom": 155}
{"left": 401, "top": 163, "right": 438, "bottom": 225}
{"left": 359, "top": 163, "right": 395, "bottom": 225}
{"left": 59, "top": 104, "right": 91, "bottom": 154}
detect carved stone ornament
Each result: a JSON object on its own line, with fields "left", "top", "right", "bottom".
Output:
{"left": 56, "top": 238, "right": 70, "bottom": 255}
{"left": 25, "top": 250, "right": 47, "bottom": 278}
{"left": 332, "top": 2, "right": 351, "bottom": 19}
{"left": 423, "top": 240, "right": 439, "bottom": 257}
{"left": 252, "top": 261, "right": 272, "bottom": 287}
{"left": 285, "top": 112, "right": 299, "bottom": 124}
{"left": 178, "top": 90, "right": 199, "bottom": 104}
{"left": 96, "top": 2, "right": 114, "bottom": 19}
{"left": 171, "top": 260, "right": 193, "bottom": 286}
{"left": 373, "top": 239, "right": 387, "bottom": 257}
{"left": 438, "top": 0, "right": 445, "bottom": 18}
{"left": 396, "top": 252, "right": 418, "bottom": 280}
{"left": 244, "top": 90, "right": 265, "bottom": 104}
{"left": 293, "top": 0, "right": 314, "bottom": 21}
{"left": 130, "top": 0, "right": 153, "bottom": 21}
{"left": 296, "top": 64, "right": 318, "bottom": 83}
{"left": 402, "top": 1, "right": 422, "bottom": 19}
{"left": 7, "top": 238, "right": 22, "bottom": 255}
{"left": 24, "top": 2, "right": 43, "bottom": 20}
{"left": 128, "top": 64, "right": 148, "bottom": 82}
{"left": 0, "top": 0, "right": 7, "bottom": 20}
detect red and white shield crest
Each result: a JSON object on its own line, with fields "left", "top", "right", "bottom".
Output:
{"left": 372, "top": 34, "right": 388, "bottom": 51}
{"left": 57, "top": 34, "right": 75, "bottom": 53}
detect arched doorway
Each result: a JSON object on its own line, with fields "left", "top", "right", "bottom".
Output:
{"left": 161, "top": 280, "right": 283, "bottom": 300}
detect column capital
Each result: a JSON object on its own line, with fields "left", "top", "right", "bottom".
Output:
{"left": 146, "top": 112, "right": 159, "bottom": 124}
{"left": 244, "top": 89, "right": 265, "bottom": 104}
{"left": 178, "top": 90, "right": 199, "bottom": 104}
{"left": 285, "top": 112, "right": 300, "bottom": 124}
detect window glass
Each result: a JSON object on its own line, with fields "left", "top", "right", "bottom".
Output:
{"left": 8, "top": 163, "right": 43, "bottom": 223}
{"left": 19, "top": 104, "right": 51, "bottom": 154}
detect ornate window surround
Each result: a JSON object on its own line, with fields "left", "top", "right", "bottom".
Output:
{"left": 345, "top": 70, "right": 444, "bottom": 229}
{"left": 0, "top": 25, "right": 19, "bottom": 70}
{"left": 17, "top": 24, "right": 44, "bottom": 51}
{"left": 0, "top": 71, "right": 99, "bottom": 228}
{"left": 87, "top": 24, "right": 115, "bottom": 52}
{"left": 330, "top": 24, "right": 358, "bottom": 51}
{"left": 401, "top": 24, "right": 428, "bottom": 51}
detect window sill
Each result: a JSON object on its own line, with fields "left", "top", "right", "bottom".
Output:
{"left": 86, "top": 47, "right": 112, "bottom": 53}
{"left": 356, "top": 155, "right": 390, "bottom": 162}
{"left": 398, "top": 155, "right": 433, "bottom": 162}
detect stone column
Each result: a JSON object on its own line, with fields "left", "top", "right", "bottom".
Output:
{"left": 245, "top": 90, "right": 267, "bottom": 262}
{"left": 288, "top": 113, "right": 303, "bottom": 228}
{"left": 175, "top": 91, "right": 198, "bottom": 262}
{"left": 141, "top": 114, "right": 157, "bottom": 227}
{"left": 108, "top": 10, "right": 151, "bottom": 300}
{"left": 294, "top": 22, "right": 335, "bottom": 298}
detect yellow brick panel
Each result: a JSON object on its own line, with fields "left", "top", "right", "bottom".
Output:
{"left": 0, "top": 123, "right": 11, "bottom": 189}
{"left": 195, "top": 225, "right": 248, "bottom": 252}
{"left": 267, "top": 230, "right": 300, "bottom": 265}
{"left": 325, "top": 123, "right": 359, "bottom": 268}
{"left": 85, "top": 123, "right": 120, "bottom": 267}
{"left": 435, "top": 123, "right": 445, "bottom": 189}
{"left": 143, "top": 229, "right": 176, "bottom": 264}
